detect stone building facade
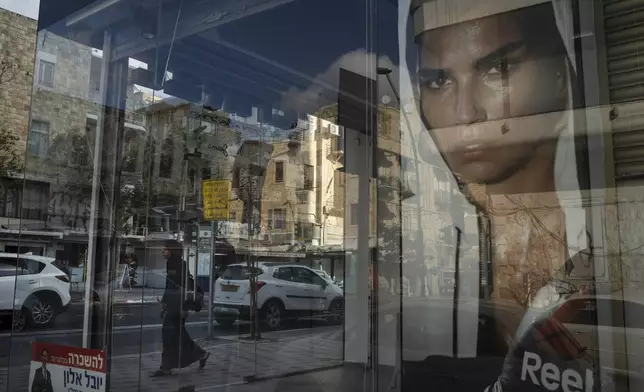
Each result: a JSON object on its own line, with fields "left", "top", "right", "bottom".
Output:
{"left": 0, "top": 12, "right": 148, "bottom": 262}
{"left": 0, "top": 8, "right": 37, "bottom": 152}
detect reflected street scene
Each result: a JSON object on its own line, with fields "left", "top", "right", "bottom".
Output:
{"left": 0, "top": 0, "right": 643, "bottom": 391}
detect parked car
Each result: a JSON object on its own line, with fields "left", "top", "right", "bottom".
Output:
{"left": 0, "top": 253, "right": 71, "bottom": 331}
{"left": 558, "top": 291, "right": 644, "bottom": 387}
{"left": 314, "top": 269, "right": 333, "bottom": 282}
{"left": 314, "top": 269, "right": 343, "bottom": 288}
{"left": 213, "top": 263, "right": 344, "bottom": 329}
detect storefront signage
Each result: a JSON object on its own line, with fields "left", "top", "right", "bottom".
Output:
{"left": 29, "top": 342, "right": 106, "bottom": 392}
{"left": 207, "top": 143, "right": 229, "bottom": 157}
{"left": 203, "top": 180, "right": 231, "bottom": 221}
{"left": 521, "top": 351, "right": 593, "bottom": 392}
{"left": 217, "top": 222, "right": 248, "bottom": 239}
{"left": 200, "top": 222, "right": 248, "bottom": 239}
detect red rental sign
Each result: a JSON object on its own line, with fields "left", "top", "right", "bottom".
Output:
{"left": 30, "top": 342, "right": 107, "bottom": 392}
{"left": 31, "top": 342, "right": 106, "bottom": 373}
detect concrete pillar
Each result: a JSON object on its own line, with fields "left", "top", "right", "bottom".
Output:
{"left": 343, "top": 128, "right": 370, "bottom": 365}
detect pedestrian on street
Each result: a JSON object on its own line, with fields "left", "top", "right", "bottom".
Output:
{"left": 150, "top": 239, "right": 210, "bottom": 377}
{"left": 127, "top": 253, "right": 138, "bottom": 292}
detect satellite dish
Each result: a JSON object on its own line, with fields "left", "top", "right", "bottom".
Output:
{"left": 381, "top": 95, "right": 392, "bottom": 105}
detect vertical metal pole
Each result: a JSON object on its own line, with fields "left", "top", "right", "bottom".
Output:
{"left": 83, "top": 30, "right": 111, "bottom": 348}
{"left": 254, "top": 109, "right": 264, "bottom": 340}
{"left": 193, "top": 221, "right": 199, "bottom": 300}
{"left": 450, "top": 184, "right": 465, "bottom": 360}
{"left": 82, "top": 31, "right": 127, "bottom": 392}
{"left": 478, "top": 213, "right": 490, "bottom": 300}
{"left": 359, "top": 147, "right": 372, "bottom": 370}
{"left": 208, "top": 220, "right": 216, "bottom": 338}
{"left": 452, "top": 227, "right": 462, "bottom": 358}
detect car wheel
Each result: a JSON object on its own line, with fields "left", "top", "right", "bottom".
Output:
{"left": 328, "top": 299, "right": 344, "bottom": 325}
{"left": 12, "top": 309, "right": 26, "bottom": 332}
{"left": 261, "top": 300, "right": 284, "bottom": 330}
{"left": 215, "top": 317, "right": 235, "bottom": 328}
{"left": 28, "top": 297, "right": 57, "bottom": 328}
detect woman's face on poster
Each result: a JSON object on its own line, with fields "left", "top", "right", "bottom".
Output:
{"left": 418, "top": 8, "right": 568, "bottom": 185}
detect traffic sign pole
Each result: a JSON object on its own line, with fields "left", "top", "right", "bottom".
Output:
{"left": 202, "top": 179, "right": 229, "bottom": 338}
{"left": 203, "top": 180, "right": 231, "bottom": 221}
{"left": 208, "top": 220, "right": 217, "bottom": 338}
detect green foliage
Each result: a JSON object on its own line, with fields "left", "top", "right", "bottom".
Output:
{"left": 0, "top": 124, "right": 24, "bottom": 175}
{"left": 0, "top": 51, "right": 29, "bottom": 176}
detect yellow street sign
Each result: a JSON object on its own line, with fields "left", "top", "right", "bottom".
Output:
{"left": 203, "top": 179, "right": 231, "bottom": 221}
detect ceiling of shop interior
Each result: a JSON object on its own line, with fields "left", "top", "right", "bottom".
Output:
{"left": 38, "top": 0, "right": 407, "bottom": 134}
{"left": 43, "top": 0, "right": 373, "bottom": 120}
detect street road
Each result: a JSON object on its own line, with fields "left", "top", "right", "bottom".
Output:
{"left": 0, "top": 301, "right": 335, "bottom": 368}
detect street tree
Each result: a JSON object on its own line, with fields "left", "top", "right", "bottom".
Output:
{"left": 0, "top": 49, "right": 30, "bottom": 176}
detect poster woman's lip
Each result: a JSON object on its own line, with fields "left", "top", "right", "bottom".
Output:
{"left": 450, "top": 141, "right": 497, "bottom": 161}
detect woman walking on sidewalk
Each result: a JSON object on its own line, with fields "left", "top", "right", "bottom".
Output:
{"left": 150, "top": 240, "right": 210, "bottom": 377}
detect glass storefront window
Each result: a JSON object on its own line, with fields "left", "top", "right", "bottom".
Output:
{"left": 0, "top": 0, "right": 643, "bottom": 391}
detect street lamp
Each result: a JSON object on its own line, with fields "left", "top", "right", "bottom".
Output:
{"left": 376, "top": 67, "right": 401, "bottom": 104}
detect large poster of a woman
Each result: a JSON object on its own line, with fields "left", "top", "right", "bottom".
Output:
{"left": 397, "top": 0, "right": 612, "bottom": 390}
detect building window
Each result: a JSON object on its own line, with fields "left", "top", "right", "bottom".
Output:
{"left": 0, "top": 181, "right": 21, "bottom": 218}
{"left": 188, "top": 167, "right": 198, "bottom": 193}
{"left": 70, "top": 134, "right": 89, "bottom": 166}
{"left": 269, "top": 208, "right": 286, "bottom": 230}
{"left": 122, "top": 130, "right": 139, "bottom": 172}
{"left": 296, "top": 221, "right": 314, "bottom": 240}
{"left": 38, "top": 59, "right": 55, "bottom": 88}
{"left": 21, "top": 182, "right": 49, "bottom": 221}
{"left": 275, "top": 161, "right": 284, "bottom": 183}
{"left": 350, "top": 203, "right": 359, "bottom": 225}
{"left": 433, "top": 175, "right": 451, "bottom": 205}
{"left": 159, "top": 138, "right": 174, "bottom": 178}
{"left": 28, "top": 121, "right": 50, "bottom": 157}
{"left": 334, "top": 170, "right": 345, "bottom": 188}
{"left": 303, "top": 164, "right": 314, "bottom": 190}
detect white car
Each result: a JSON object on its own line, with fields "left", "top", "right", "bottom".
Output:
{"left": 314, "top": 269, "right": 333, "bottom": 283}
{"left": 0, "top": 253, "right": 72, "bottom": 331}
{"left": 314, "top": 269, "right": 344, "bottom": 290}
{"left": 213, "top": 263, "right": 344, "bottom": 329}
{"left": 560, "top": 291, "right": 644, "bottom": 387}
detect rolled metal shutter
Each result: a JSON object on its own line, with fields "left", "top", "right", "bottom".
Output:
{"left": 605, "top": 0, "right": 644, "bottom": 185}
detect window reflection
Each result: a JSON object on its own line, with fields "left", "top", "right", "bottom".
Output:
{"left": 5, "top": 0, "right": 643, "bottom": 391}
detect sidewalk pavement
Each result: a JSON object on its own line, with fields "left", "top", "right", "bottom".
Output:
{"left": 1, "top": 326, "right": 343, "bottom": 392}
{"left": 220, "top": 360, "right": 400, "bottom": 392}
{"left": 212, "top": 365, "right": 385, "bottom": 392}
{"left": 71, "top": 287, "right": 178, "bottom": 304}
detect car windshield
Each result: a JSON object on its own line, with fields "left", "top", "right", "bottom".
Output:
{"left": 219, "top": 265, "right": 263, "bottom": 280}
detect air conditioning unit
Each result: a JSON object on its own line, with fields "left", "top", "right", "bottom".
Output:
{"left": 320, "top": 119, "right": 340, "bottom": 138}
{"left": 329, "top": 123, "right": 340, "bottom": 136}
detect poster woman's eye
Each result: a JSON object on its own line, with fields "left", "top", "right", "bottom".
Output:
{"left": 482, "top": 58, "right": 516, "bottom": 81}
{"left": 428, "top": 76, "right": 453, "bottom": 89}
{"left": 419, "top": 69, "right": 453, "bottom": 90}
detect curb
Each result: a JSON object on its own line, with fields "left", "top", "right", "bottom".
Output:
{"left": 215, "top": 335, "right": 282, "bottom": 344}
{"left": 242, "top": 363, "right": 343, "bottom": 384}
{"left": 71, "top": 296, "right": 210, "bottom": 304}
{"left": 71, "top": 298, "right": 160, "bottom": 304}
